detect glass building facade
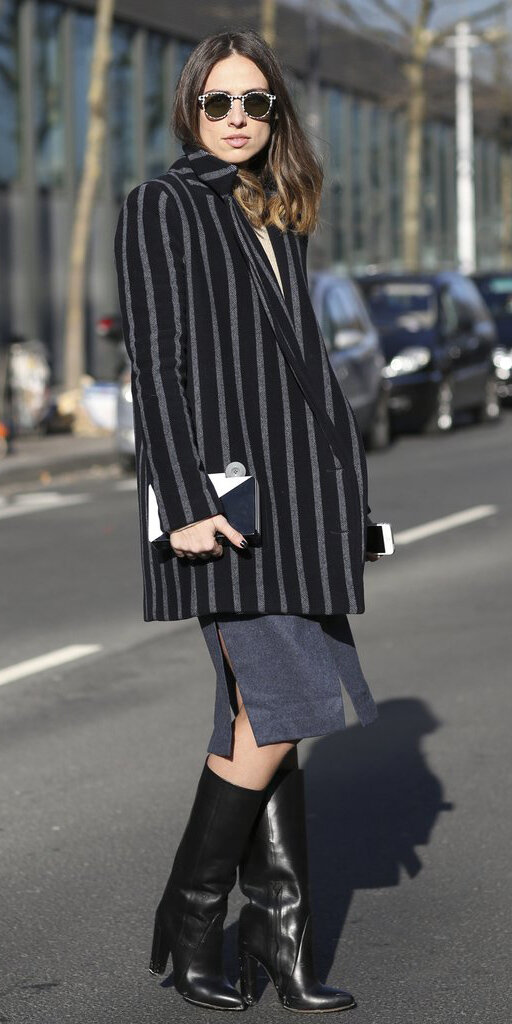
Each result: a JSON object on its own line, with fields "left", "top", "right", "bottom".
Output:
{"left": 0, "top": 0, "right": 508, "bottom": 382}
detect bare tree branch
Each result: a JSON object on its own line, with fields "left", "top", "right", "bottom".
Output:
{"left": 418, "top": 0, "right": 435, "bottom": 29}
{"left": 335, "top": 0, "right": 508, "bottom": 47}
{"left": 464, "top": 1, "right": 507, "bottom": 25}
{"left": 431, "top": 4, "right": 506, "bottom": 48}
{"left": 328, "top": 0, "right": 367, "bottom": 29}
{"left": 368, "top": 0, "right": 413, "bottom": 34}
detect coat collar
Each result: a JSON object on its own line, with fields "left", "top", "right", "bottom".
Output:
{"left": 180, "top": 140, "right": 293, "bottom": 317}
{"left": 182, "top": 141, "right": 239, "bottom": 197}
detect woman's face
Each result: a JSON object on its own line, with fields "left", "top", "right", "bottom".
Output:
{"left": 198, "top": 53, "right": 272, "bottom": 169}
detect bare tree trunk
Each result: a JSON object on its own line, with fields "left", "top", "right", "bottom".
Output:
{"left": 500, "top": 148, "right": 512, "bottom": 265}
{"left": 63, "top": 0, "right": 115, "bottom": 392}
{"left": 261, "top": 0, "right": 276, "bottom": 46}
{"left": 403, "top": 56, "right": 425, "bottom": 270}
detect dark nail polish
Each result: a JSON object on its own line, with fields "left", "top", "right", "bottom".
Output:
{"left": 240, "top": 539, "right": 248, "bottom": 548}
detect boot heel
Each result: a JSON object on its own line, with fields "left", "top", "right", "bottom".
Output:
{"left": 149, "top": 921, "right": 171, "bottom": 975}
{"left": 239, "top": 952, "right": 259, "bottom": 1004}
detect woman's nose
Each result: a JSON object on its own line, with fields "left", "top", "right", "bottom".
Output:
{"left": 228, "top": 99, "right": 246, "bottom": 126}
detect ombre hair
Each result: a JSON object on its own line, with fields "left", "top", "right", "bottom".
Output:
{"left": 172, "top": 28, "right": 323, "bottom": 235}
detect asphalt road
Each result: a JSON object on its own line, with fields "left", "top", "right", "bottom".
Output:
{"left": 1, "top": 411, "right": 511, "bottom": 1024}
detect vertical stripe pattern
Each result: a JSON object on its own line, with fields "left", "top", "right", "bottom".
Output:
{"left": 114, "top": 142, "right": 370, "bottom": 621}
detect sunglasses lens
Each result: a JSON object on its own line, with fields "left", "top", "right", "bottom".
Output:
{"left": 245, "top": 92, "right": 271, "bottom": 118}
{"left": 203, "top": 93, "right": 231, "bottom": 118}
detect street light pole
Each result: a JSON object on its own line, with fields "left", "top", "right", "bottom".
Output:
{"left": 447, "top": 21, "right": 480, "bottom": 274}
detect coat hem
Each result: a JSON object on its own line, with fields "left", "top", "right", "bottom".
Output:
{"left": 143, "top": 602, "right": 366, "bottom": 622}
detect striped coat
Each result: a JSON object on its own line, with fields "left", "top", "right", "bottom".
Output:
{"left": 114, "top": 141, "right": 371, "bottom": 622}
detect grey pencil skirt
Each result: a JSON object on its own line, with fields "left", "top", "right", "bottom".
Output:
{"left": 197, "top": 611, "right": 379, "bottom": 757}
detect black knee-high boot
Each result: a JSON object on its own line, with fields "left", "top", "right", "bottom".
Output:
{"left": 238, "top": 766, "right": 356, "bottom": 1013}
{"left": 150, "top": 759, "right": 266, "bottom": 1011}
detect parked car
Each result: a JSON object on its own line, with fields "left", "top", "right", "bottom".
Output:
{"left": 108, "top": 270, "right": 391, "bottom": 471}
{"left": 95, "top": 314, "right": 135, "bottom": 471}
{"left": 356, "top": 271, "right": 501, "bottom": 433}
{"left": 116, "top": 360, "right": 136, "bottom": 472}
{"left": 471, "top": 271, "right": 512, "bottom": 402}
{"left": 309, "top": 271, "right": 391, "bottom": 451}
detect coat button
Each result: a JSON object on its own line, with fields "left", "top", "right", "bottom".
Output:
{"left": 225, "top": 461, "right": 246, "bottom": 477}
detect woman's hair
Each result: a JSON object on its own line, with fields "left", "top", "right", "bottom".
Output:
{"left": 172, "top": 28, "right": 323, "bottom": 234}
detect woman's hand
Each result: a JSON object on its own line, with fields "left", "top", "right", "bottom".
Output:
{"left": 170, "top": 514, "right": 247, "bottom": 560}
{"left": 365, "top": 551, "right": 381, "bottom": 562}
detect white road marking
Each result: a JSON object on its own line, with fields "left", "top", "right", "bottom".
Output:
{"left": 394, "top": 504, "right": 498, "bottom": 546}
{"left": 0, "top": 645, "right": 102, "bottom": 688}
{"left": 0, "top": 493, "right": 90, "bottom": 519}
{"left": 114, "top": 478, "right": 137, "bottom": 491}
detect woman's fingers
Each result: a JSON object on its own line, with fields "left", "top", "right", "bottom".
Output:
{"left": 169, "top": 514, "right": 240, "bottom": 559}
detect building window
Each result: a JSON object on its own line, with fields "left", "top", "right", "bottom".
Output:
{"left": 35, "top": 1, "right": 65, "bottom": 188}
{"left": 0, "top": 0, "right": 20, "bottom": 184}
{"left": 438, "top": 123, "right": 455, "bottom": 264}
{"left": 328, "top": 88, "right": 346, "bottom": 264}
{"left": 389, "top": 111, "right": 403, "bottom": 263}
{"left": 145, "top": 32, "right": 168, "bottom": 179}
{"left": 350, "top": 98, "right": 364, "bottom": 263}
{"left": 421, "top": 121, "right": 438, "bottom": 267}
{"left": 73, "top": 10, "right": 94, "bottom": 177}
{"left": 109, "top": 22, "right": 136, "bottom": 198}
{"left": 369, "top": 104, "right": 384, "bottom": 263}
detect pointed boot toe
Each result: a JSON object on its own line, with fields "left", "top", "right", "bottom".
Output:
{"left": 238, "top": 768, "right": 357, "bottom": 1014}
{"left": 150, "top": 760, "right": 265, "bottom": 1011}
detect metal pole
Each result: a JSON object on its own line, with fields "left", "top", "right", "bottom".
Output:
{"left": 453, "top": 21, "right": 477, "bottom": 273}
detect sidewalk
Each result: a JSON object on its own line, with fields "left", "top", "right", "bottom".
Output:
{"left": 0, "top": 432, "right": 120, "bottom": 487}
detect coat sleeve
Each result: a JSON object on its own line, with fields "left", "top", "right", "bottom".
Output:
{"left": 114, "top": 180, "right": 225, "bottom": 534}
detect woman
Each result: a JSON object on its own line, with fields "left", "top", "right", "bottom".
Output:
{"left": 114, "top": 28, "right": 380, "bottom": 1014}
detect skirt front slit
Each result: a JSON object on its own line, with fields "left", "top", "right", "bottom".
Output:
{"left": 197, "top": 611, "right": 378, "bottom": 757}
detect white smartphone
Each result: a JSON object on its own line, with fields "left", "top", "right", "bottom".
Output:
{"left": 366, "top": 522, "right": 395, "bottom": 556}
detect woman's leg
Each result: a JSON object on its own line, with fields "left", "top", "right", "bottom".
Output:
{"left": 207, "top": 626, "right": 300, "bottom": 790}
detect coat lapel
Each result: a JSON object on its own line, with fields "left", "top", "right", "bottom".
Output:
{"left": 181, "top": 142, "right": 348, "bottom": 470}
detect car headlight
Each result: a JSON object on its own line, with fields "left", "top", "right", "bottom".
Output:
{"left": 492, "top": 348, "right": 512, "bottom": 371}
{"left": 383, "top": 346, "right": 432, "bottom": 377}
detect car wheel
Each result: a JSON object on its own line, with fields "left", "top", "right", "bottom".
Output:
{"left": 472, "top": 373, "right": 501, "bottom": 425}
{"left": 364, "top": 389, "right": 391, "bottom": 451}
{"left": 424, "top": 378, "right": 454, "bottom": 434}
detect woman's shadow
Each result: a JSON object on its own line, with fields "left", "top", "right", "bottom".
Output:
{"left": 302, "top": 697, "right": 453, "bottom": 978}
{"left": 221, "top": 696, "right": 452, "bottom": 990}
{"left": 162, "top": 697, "right": 452, "bottom": 995}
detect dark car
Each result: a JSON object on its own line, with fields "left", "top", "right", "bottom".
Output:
{"left": 108, "top": 270, "right": 391, "bottom": 471}
{"left": 356, "top": 271, "right": 501, "bottom": 433}
{"left": 472, "top": 271, "right": 512, "bottom": 401}
{"left": 309, "top": 271, "right": 391, "bottom": 451}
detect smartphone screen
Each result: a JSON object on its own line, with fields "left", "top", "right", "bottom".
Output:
{"left": 366, "top": 522, "right": 395, "bottom": 555}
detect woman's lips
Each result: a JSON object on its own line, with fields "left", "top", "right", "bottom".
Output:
{"left": 224, "top": 137, "right": 249, "bottom": 148}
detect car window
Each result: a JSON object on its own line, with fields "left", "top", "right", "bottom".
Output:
{"left": 449, "top": 275, "right": 488, "bottom": 324}
{"left": 363, "top": 281, "right": 437, "bottom": 330}
{"left": 323, "top": 282, "right": 365, "bottom": 347}
{"left": 474, "top": 276, "right": 512, "bottom": 317}
{"left": 351, "top": 282, "right": 373, "bottom": 329}
{"left": 439, "top": 288, "right": 459, "bottom": 336}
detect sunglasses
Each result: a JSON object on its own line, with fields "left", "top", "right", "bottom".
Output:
{"left": 198, "top": 90, "right": 276, "bottom": 121}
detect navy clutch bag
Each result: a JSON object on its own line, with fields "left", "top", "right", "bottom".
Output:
{"left": 147, "top": 462, "right": 261, "bottom": 562}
